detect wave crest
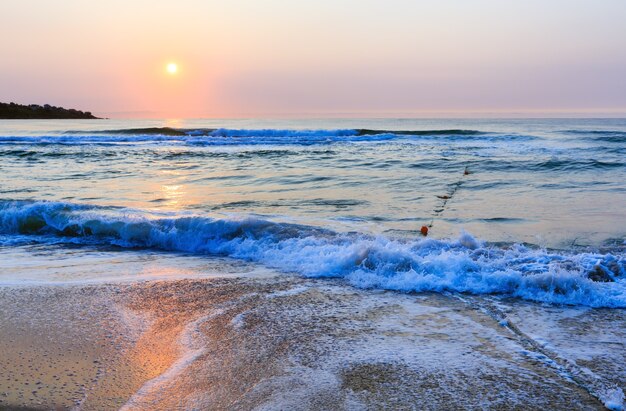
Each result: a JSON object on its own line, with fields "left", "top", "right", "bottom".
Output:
{"left": 1, "top": 200, "right": 624, "bottom": 307}
{"left": 0, "top": 128, "right": 512, "bottom": 146}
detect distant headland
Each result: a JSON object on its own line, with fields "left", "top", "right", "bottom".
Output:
{"left": 0, "top": 102, "right": 100, "bottom": 119}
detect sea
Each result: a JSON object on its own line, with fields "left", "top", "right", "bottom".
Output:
{"left": 0, "top": 118, "right": 624, "bottom": 307}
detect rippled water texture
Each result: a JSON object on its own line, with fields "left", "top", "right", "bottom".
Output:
{"left": 0, "top": 118, "right": 624, "bottom": 306}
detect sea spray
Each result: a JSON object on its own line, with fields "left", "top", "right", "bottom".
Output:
{"left": 1, "top": 200, "right": 624, "bottom": 308}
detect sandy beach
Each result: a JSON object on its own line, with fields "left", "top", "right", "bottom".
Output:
{"left": 1, "top": 276, "right": 623, "bottom": 410}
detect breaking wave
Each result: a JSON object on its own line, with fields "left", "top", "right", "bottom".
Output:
{"left": 1, "top": 200, "right": 624, "bottom": 307}
{"left": 0, "top": 128, "right": 535, "bottom": 146}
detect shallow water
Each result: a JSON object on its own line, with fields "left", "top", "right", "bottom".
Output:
{"left": 0, "top": 241, "right": 274, "bottom": 285}
{"left": 0, "top": 118, "right": 624, "bottom": 306}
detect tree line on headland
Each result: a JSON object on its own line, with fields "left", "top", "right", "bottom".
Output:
{"left": 0, "top": 102, "right": 100, "bottom": 119}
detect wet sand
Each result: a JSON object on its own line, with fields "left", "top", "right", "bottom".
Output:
{"left": 0, "top": 277, "right": 624, "bottom": 410}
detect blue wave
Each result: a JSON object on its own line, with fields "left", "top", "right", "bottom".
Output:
{"left": 561, "top": 130, "right": 626, "bottom": 142}
{"left": 1, "top": 200, "right": 624, "bottom": 307}
{"left": 0, "top": 128, "right": 536, "bottom": 146}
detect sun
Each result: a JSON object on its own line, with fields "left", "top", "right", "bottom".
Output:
{"left": 166, "top": 63, "right": 178, "bottom": 75}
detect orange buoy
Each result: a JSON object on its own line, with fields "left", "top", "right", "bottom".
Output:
{"left": 420, "top": 226, "right": 429, "bottom": 236}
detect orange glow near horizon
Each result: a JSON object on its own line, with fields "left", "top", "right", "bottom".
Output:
{"left": 1, "top": 1, "right": 625, "bottom": 118}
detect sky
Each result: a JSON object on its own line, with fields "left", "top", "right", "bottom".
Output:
{"left": 1, "top": 0, "right": 626, "bottom": 118}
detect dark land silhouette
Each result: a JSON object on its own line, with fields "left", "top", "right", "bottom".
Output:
{"left": 0, "top": 102, "right": 100, "bottom": 119}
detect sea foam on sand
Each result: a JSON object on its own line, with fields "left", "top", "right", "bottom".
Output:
{"left": 1, "top": 276, "right": 624, "bottom": 409}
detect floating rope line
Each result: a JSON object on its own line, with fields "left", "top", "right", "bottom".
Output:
{"left": 422, "top": 166, "right": 471, "bottom": 235}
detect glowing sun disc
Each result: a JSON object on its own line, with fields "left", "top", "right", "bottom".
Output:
{"left": 166, "top": 63, "right": 178, "bottom": 74}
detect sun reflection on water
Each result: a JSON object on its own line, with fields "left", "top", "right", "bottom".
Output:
{"left": 161, "top": 184, "right": 186, "bottom": 209}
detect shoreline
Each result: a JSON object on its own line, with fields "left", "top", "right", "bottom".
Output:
{"left": 1, "top": 277, "right": 624, "bottom": 410}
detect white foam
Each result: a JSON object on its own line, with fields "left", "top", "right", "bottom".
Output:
{"left": 120, "top": 308, "right": 226, "bottom": 410}
{"left": 266, "top": 286, "right": 311, "bottom": 299}
{"left": 230, "top": 311, "right": 247, "bottom": 329}
{"left": 1, "top": 200, "right": 624, "bottom": 307}
{"left": 600, "top": 387, "right": 625, "bottom": 411}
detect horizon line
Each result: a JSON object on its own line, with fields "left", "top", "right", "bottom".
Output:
{"left": 96, "top": 109, "right": 626, "bottom": 120}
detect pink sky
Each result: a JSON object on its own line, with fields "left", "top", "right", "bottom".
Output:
{"left": 1, "top": 0, "right": 625, "bottom": 118}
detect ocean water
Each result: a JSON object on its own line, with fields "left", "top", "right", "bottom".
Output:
{"left": 0, "top": 118, "right": 624, "bottom": 306}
